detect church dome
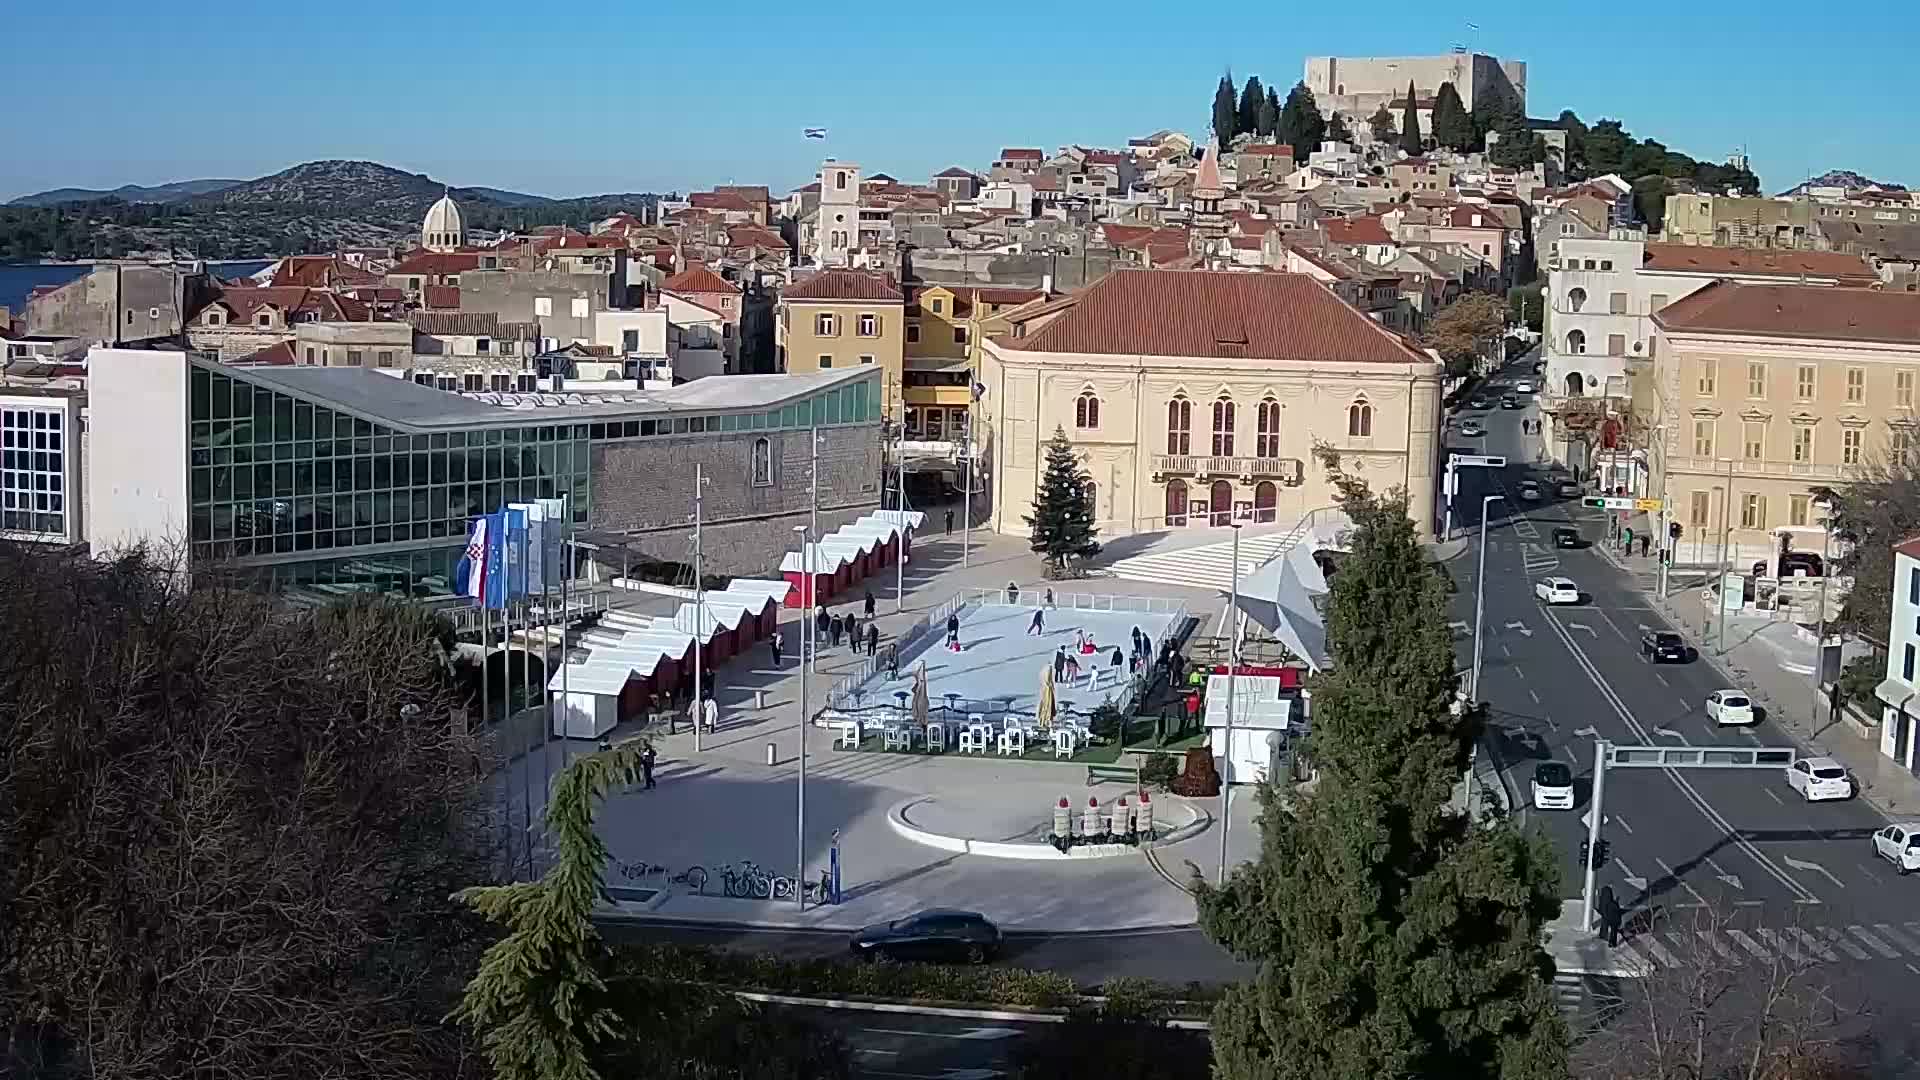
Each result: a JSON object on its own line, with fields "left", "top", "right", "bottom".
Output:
{"left": 421, "top": 193, "right": 466, "bottom": 252}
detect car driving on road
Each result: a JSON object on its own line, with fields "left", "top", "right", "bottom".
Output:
{"left": 1753, "top": 552, "right": 1825, "bottom": 579}
{"left": 1552, "top": 526, "right": 1582, "bottom": 549}
{"left": 1501, "top": 394, "right": 1520, "bottom": 409}
{"left": 1531, "top": 762, "right": 1575, "bottom": 810}
{"left": 1640, "top": 630, "right": 1689, "bottom": 663}
{"left": 1557, "top": 480, "right": 1580, "bottom": 498}
{"left": 851, "top": 909, "right": 1001, "bottom": 964}
{"left": 1515, "top": 381, "right": 1534, "bottom": 394}
{"left": 1704, "top": 689, "right": 1756, "bottom": 725}
{"left": 1468, "top": 396, "right": 1488, "bottom": 409}
{"left": 1460, "top": 420, "right": 1485, "bottom": 437}
{"left": 1872, "top": 824, "right": 1920, "bottom": 875}
{"left": 1534, "top": 577, "right": 1581, "bottom": 605}
{"left": 1786, "top": 756, "right": 1855, "bottom": 802}
{"left": 1518, "top": 480, "right": 1541, "bottom": 500}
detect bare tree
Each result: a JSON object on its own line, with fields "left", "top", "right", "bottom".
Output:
{"left": 1573, "top": 905, "right": 1873, "bottom": 1080}
{"left": 0, "top": 543, "right": 497, "bottom": 1080}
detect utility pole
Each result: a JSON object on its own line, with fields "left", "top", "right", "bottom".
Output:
{"left": 1716, "top": 457, "right": 1735, "bottom": 655}
{"left": 810, "top": 427, "right": 821, "bottom": 674}
{"left": 1581, "top": 738, "right": 1608, "bottom": 933}
{"left": 1810, "top": 498, "right": 1835, "bottom": 725}
{"left": 1218, "top": 522, "right": 1241, "bottom": 886}
{"left": 895, "top": 415, "right": 907, "bottom": 614}
{"left": 692, "top": 464, "right": 706, "bottom": 753}
{"left": 794, "top": 523, "right": 811, "bottom": 910}
{"left": 1470, "top": 494, "right": 1504, "bottom": 700}
{"left": 962, "top": 422, "right": 972, "bottom": 569}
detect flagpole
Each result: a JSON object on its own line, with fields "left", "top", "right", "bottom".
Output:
{"left": 539, "top": 505, "right": 556, "bottom": 864}
{"left": 693, "top": 464, "right": 705, "bottom": 753}
{"left": 515, "top": 511, "right": 535, "bottom": 880}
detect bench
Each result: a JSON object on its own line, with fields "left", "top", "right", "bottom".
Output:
{"left": 1086, "top": 762, "right": 1141, "bottom": 790}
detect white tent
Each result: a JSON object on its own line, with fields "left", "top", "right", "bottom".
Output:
{"left": 548, "top": 657, "right": 643, "bottom": 738}
{"left": 1235, "top": 534, "right": 1332, "bottom": 672}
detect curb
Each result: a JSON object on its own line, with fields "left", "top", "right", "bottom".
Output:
{"left": 885, "top": 795, "right": 1208, "bottom": 860}
{"left": 732, "top": 991, "right": 1215, "bottom": 1030}
{"left": 591, "top": 906, "right": 1206, "bottom": 937}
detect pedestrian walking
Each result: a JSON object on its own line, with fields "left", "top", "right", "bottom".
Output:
{"left": 864, "top": 589, "right": 876, "bottom": 618}
{"left": 886, "top": 644, "right": 899, "bottom": 680}
{"left": 866, "top": 623, "right": 879, "bottom": 657}
{"left": 1110, "top": 646, "right": 1124, "bottom": 671}
{"left": 1028, "top": 608, "right": 1045, "bottom": 635}
{"left": 1044, "top": 587, "right": 1055, "bottom": 608}
{"left": 815, "top": 604, "right": 829, "bottom": 639}
{"left": 702, "top": 695, "right": 719, "bottom": 734}
{"left": 830, "top": 613, "right": 843, "bottom": 647}
{"left": 1623, "top": 526, "right": 1635, "bottom": 555}
{"left": 1640, "top": 534, "right": 1651, "bottom": 558}
{"left": 1597, "top": 885, "right": 1621, "bottom": 947}
{"left": 1006, "top": 581, "right": 1020, "bottom": 605}
{"left": 640, "top": 742, "right": 657, "bottom": 790}
{"left": 945, "top": 507, "right": 955, "bottom": 534}
{"left": 770, "top": 629, "right": 784, "bottom": 665}
{"left": 845, "top": 613, "right": 860, "bottom": 651}
{"left": 1053, "top": 648, "right": 1066, "bottom": 679}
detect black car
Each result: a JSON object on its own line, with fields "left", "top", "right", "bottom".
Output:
{"left": 1640, "top": 629, "right": 1689, "bottom": 663}
{"left": 1551, "top": 527, "right": 1582, "bottom": 549}
{"left": 850, "top": 909, "right": 1001, "bottom": 964}
{"left": 1753, "top": 552, "right": 1825, "bottom": 580}
{"left": 1500, "top": 394, "right": 1520, "bottom": 409}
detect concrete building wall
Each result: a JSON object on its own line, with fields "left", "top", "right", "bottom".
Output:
{"left": 586, "top": 421, "right": 882, "bottom": 575}
{"left": 27, "top": 265, "right": 197, "bottom": 345}
{"left": 292, "top": 322, "right": 414, "bottom": 368}
{"left": 458, "top": 269, "right": 616, "bottom": 347}
{"left": 1304, "top": 52, "right": 1525, "bottom": 117}
{"left": 815, "top": 162, "right": 862, "bottom": 268}
{"left": 85, "top": 347, "right": 189, "bottom": 555}
{"left": 782, "top": 299, "right": 905, "bottom": 405}
{"left": 594, "top": 309, "right": 670, "bottom": 357}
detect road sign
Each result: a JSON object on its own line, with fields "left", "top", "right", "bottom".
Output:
{"left": 1634, "top": 498, "right": 1664, "bottom": 511}
{"left": 1580, "top": 496, "right": 1639, "bottom": 510}
{"left": 1451, "top": 454, "right": 1507, "bottom": 468}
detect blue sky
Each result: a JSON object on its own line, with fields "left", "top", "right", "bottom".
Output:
{"left": 5, "top": 2, "right": 1914, "bottom": 202}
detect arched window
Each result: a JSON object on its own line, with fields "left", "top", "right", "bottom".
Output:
{"left": 1085, "top": 479, "right": 1099, "bottom": 523}
{"left": 1254, "top": 481, "right": 1277, "bottom": 523}
{"left": 1075, "top": 391, "right": 1100, "bottom": 429}
{"left": 750, "top": 437, "right": 772, "bottom": 485}
{"left": 1564, "top": 371, "right": 1584, "bottom": 397}
{"left": 1211, "top": 396, "right": 1236, "bottom": 456}
{"left": 1567, "top": 287, "right": 1587, "bottom": 312}
{"left": 1347, "top": 399, "right": 1373, "bottom": 437}
{"left": 1166, "top": 396, "right": 1191, "bottom": 455}
{"left": 1210, "top": 480, "right": 1233, "bottom": 526}
{"left": 1164, "top": 480, "right": 1189, "bottom": 526}
{"left": 1256, "top": 397, "right": 1281, "bottom": 458}
{"left": 1566, "top": 329, "right": 1586, "bottom": 355}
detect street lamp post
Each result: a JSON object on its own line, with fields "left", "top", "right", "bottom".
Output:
{"left": 1470, "top": 494, "right": 1505, "bottom": 702}
{"left": 1810, "top": 498, "right": 1835, "bottom": 727}
{"left": 793, "top": 524, "right": 811, "bottom": 910}
{"left": 1715, "top": 457, "right": 1735, "bottom": 655}
{"left": 1218, "top": 522, "right": 1242, "bottom": 887}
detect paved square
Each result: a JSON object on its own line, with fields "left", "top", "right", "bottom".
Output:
{"left": 850, "top": 599, "right": 1186, "bottom": 718}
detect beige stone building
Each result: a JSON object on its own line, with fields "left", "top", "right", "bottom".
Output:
{"left": 978, "top": 269, "right": 1443, "bottom": 539}
{"left": 1648, "top": 282, "right": 1920, "bottom": 564}
{"left": 776, "top": 268, "right": 906, "bottom": 415}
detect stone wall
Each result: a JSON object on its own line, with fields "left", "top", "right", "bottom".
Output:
{"left": 904, "top": 249, "right": 1124, "bottom": 291}
{"left": 586, "top": 421, "right": 883, "bottom": 576}
{"left": 27, "top": 265, "right": 200, "bottom": 345}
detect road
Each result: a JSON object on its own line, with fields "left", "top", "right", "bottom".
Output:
{"left": 1446, "top": 353, "right": 1920, "bottom": 1071}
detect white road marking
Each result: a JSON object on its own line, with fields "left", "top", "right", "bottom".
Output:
{"left": 1848, "top": 926, "right": 1904, "bottom": 959}
{"left": 1727, "top": 929, "right": 1771, "bottom": 959}
{"left": 1655, "top": 857, "right": 1711, "bottom": 906}
{"left": 1615, "top": 816, "right": 1634, "bottom": 834}
{"left": 1697, "top": 930, "right": 1743, "bottom": 962}
{"left": 1528, "top": 688, "right": 1541, "bottom": 704}
{"left": 1654, "top": 671, "right": 1670, "bottom": 686}
{"left": 1636, "top": 934, "right": 1680, "bottom": 967}
{"left": 1786, "top": 928, "right": 1839, "bottom": 962}
{"left": 1782, "top": 855, "right": 1846, "bottom": 891}
{"left": 1595, "top": 609, "right": 1628, "bottom": 640}
{"left": 1875, "top": 923, "right": 1920, "bottom": 955}
{"left": 1764, "top": 788, "right": 1785, "bottom": 805}
{"left": 1500, "top": 643, "right": 1511, "bottom": 657}
{"left": 1820, "top": 927, "right": 1872, "bottom": 961}
{"left": 1756, "top": 928, "right": 1799, "bottom": 959}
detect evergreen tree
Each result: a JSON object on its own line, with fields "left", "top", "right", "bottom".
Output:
{"left": 1398, "top": 81, "right": 1424, "bottom": 156}
{"left": 1213, "top": 73, "right": 1239, "bottom": 150}
{"left": 1275, "top": 82, "right": 1326, "bottom": 159}
{"left": 1367, "top": 104, "right": 1398, "bottom": 144}
{"left": 1325, "top": 111, "right": 1352, "bottom": 144}
{"left": 1430, "top": 81, "right": 1474, "bottom": 152}
{"left": 1024, "top": 427, "right": 1100, "bottom": 573}
{"left": 1471, "top": 86, "right": 1526, "bottom": 148}
{"left": 1556, "top": 110, "right": 1590, "bottom": 178}
{"left": 1489, "top": 118, "right": 1547, "bottom": 171}
{"left": 1238, "top": 76, "right": 1266, "bottom": 142}
{"left": 1198, "top": 470, "right": 1567, "bottom": 1080}
{"left": 1264, "top": 86, "right": 1282, "bottom": 136}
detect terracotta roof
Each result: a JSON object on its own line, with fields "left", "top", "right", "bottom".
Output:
{"left": 793, "top": 182, "right": 821, "bottom": 194}
{"left": 197, "top": 286, "right": 369, "bottom": 324}
{"left": 1238, "top": 144, "right": 1295, "bottom": 159}
{"left": 1083, "top": 150, "right": 1126, "bottom": 166}
{"left": 1641, "top": 243, "right": 1877, "bottom": 283}
{"left": 422, "top": 285, "right": 461, "bottom": 310}
{"left": 999, "top": 269, "right": 1426, "bottom": 363}
{"left": 1228, "top": 235, "right": 1264, "bottom": 250}
{"left": 971, "top": 286, "right": 1047, "bottom": 307}
{"left": 1895, "top": 535, "right": 1920, "bottom": 562}
{"left": 662, "top": 264, "right": 740, "bottom": 295}
{"left": 1326, "top": 215, "right": 1393, "bottom": 246}
{"left": 233, "top": 340, "right": 298, "bottom": 366}
{"left": 1653, "top": 281, "right": 1920, "bottom": 345}
{"left": 1194, "top": 151, "right": 1223, "bottom": 195}
{"left": 935, "top": 166, "right": 979, "bottom": 179}
{"left": 409, "top": 311, "right": 535, "bottom": 338}
{"left": 691, "top": 191, "right": 756, "bottom": 212}
{"left": 998, "top": 148, "right": 1043, "bottom": 161}
{"left": 269, "top": 255, "right": 382, "bottom": 289}
{"left": 713, "top": 185, "right": 771, "bottom": 202}
{"left": 388, "top": 251, "right": 483, "bottom": 276}
{"left": 783, "top": 268, "right": 903, "bottom": 302}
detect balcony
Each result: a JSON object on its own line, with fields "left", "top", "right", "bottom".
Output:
{"left": 1664, "top": 457, "right": 1855, "bottom": 482}
{"left": 1151, "top": 454, "right": 1303, "bottom": 484}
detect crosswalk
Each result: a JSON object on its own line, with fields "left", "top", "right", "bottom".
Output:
{"left": 1606, "top": 920, "right": 1920, "bottom": 974}
{"left": 1104, "top": 524, "right": 1310, "bottom": 593}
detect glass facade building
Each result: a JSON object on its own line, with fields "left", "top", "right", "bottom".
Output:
{"left": 0, "top": 401, "right": 71, "bottom": 541}
{"left": 187, "top": 360, "right": 880, "bottom": 594}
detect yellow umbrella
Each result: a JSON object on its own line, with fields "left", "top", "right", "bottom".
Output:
{"left": 911, "top": 661, "right": 930, "bottom": 727}
{"left": 1036, "top": 665, "right": 1056, "bottom": 733}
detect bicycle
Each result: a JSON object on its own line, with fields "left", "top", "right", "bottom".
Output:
{"left": 618, "top": 860, "right": 666, "bottom": 882}
{"left": 770, "top": 875, "right": 797, "bottom": 900}
{"left": 670, "top": 865, "right": 708, "bottom": 895}
{"left": 722, "top": 860, "right": 773, "bottom": 899}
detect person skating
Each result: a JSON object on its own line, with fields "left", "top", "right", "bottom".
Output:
{"left": 1028, "top": 608, "right": 1045, "bottom": 635}
{"left": 866, "top": 622, "right": 879, "bottom": 657}
{"left": 640, "top": 742, "right": 657, "bottom": 790}
{"left": 864, "top": 589, "right": 876, "bottom": 618}
{"left": 770, "top": 629, "right": 783, "bottom": 666}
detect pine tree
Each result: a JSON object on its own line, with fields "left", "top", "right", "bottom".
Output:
{"left": 1237, "top": 76, "right": 1266, "bottom": 142}
{"left": 1025, "top": 427, "right": 1100, "bottom": 573}
{"left": 1367, "top": 104, "right": 1397, "bottom": 144}
{"left": 1274, "top": 82, "right": 1326, "bottom": 159}
{"left": 1213, "top": 73, "right": 1239, "bottom": 151}
{"left": 1198, "top": 471, "right": 1567, "bottom": 1080}
{"left": 1430, "top": 81, "right": 1474, "bottom": 152}
{"left": 1325, "top": 111, "right": 1352, "bottom": 144}
{"left": 1398, "top": 81, "right": 1424, "bottom": 156}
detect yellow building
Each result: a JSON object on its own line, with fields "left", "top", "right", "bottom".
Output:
{"left": 1648, "top": 281, "right": 1920, "bottom": 564}
{"left": 778, "top": 269, "right": 905, "bottom": 414}
{"left": 979, "top": 269, "right": 1443, "bottom": 538}
{"left": 902, "top": 283, "right": 1048, "bottom": 441}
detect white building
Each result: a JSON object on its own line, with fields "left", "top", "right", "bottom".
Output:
{"left": 812, "top": 160, "right": 862, "bottom": 269}
{"left": 1876, "top": 538, "right": 1920, "bottom": 774}
{"left": 421, "top": 194, "right": 466, "bottom": 253}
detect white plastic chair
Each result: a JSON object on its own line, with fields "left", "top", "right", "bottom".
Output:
{"left": 925, "top": 720, "right": 947, "bottom": 752}
{"left": 833, "top": 719, "right": 861, "bottom": 749}
{"left": 957, "top": 726, "right": 980, "bottom": 754}
{"left": 1052, "top": 729, "right": 1075, "bottom": 759}
{"left": 998, "top": 728, "right": 1026, "bottom": 756}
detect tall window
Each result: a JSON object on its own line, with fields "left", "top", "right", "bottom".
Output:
{"left": 750, "top": 437, "right": 772, "bottom": 486}
{"left": 1793, "top": 426, "right": 1813, "bottom": 463}
{"left": 1900, "top": 370, "right": 1916, "bottom": 409}
{"left": 1347, "top": 399, "right": 1373, "bottom": 437}
{"left": 1896, "top": 429, "right": 1913, "bottom": 455}
{"left": 1074, "top": 391, "right": 1100, "bottom": 429}
{"left": 857, "top": 313, "right": 878, "bottom": 337}
{"left": 1692, "top": 419, "right": 1714, "bottom": 457}
{"left": 1166, "top": 396, "right": 1191, "bottom": 455}
{"left": 1164, "top": 480, "right": 1189, "bottom": 525}
{"left": 1789, "top": 494, "right": 1810, "bottom": 527}
{"left": 1843, "top": 428, "right": 1863, "bottom": 465}
{"left": 816, "top": 313, "right": 838, "bottom": 336}
{"left": 1689, "top": 490, "right": 1710, "bottom": 526}
{"left": 1566, "top": 287, "right": 1587, "bottom": 312}
{"left": 1743, "top": 421, "right": 1765, "bottom": 461}
{"left": 1796, "top": 364, "right": 1816, "bottom": 401}
{"left": 1256, "top": 397, "right": 1281, "bottom": 457}
{"left": 1566, "top": 329, "right": 1586, "bottom": 354}
{"left": 1747, "top": 362, "right": 1768, "bottom": 399}
{"left": 1697, "top": 360, "right": 1716, "bottom": 396}
{"left": 1211, "top": 396, "right": 1236, "bottom": 456}
{"left": 1846, "top": 367, "right": 1865, "bottom": 403}
{"left": 1741, "top": 493, "right": 1767, "bottom": 529}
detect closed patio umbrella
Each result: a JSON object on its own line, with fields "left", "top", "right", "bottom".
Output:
{"left": 1036, "top": 666, "right": 1057, "bottom": 733}
{"left": 911, "top": 661, "right": 930, "bottom": 727}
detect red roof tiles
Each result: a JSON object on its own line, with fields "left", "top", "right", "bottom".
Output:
{"left": 1326, "top": 216, "right": 1393, "bottom": 246}
{"left": 1654, "top": 281, "right": 1920, "bottom": 345}
{"left": 422, "top": 285, "right": 461, "bottom": 310}
{"left": 663, "top": 264, "right": 740, "bottom": 296}
{"left": 783, "top": 268, "right": 904, "bottom": 303}
{"left": 691, "top": 191, "right": 756, "bottom": 212}
{"left": 388, "top": 251, "right": 483, "bottom": 276}
{"left": 998, "top": 148, "right": 1043, "bottom": 161}
{"left": 1641, "top": 243, "right": 1877, "bottom": 284}
{"left": 1238, "top": 144, "right": 1295, "bottom": 159}
{"left": 999, "top": 269, "right": 1426, "bottom": 364}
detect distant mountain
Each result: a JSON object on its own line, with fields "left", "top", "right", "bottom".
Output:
{"left": 9, "top": 178, "right": 244, "bottom": 207}
{"left": 1775, "top": 170, "right": 1909, "bottom": 197}
{"left": 461, "top": 186, "right": 557, "bottom": 207}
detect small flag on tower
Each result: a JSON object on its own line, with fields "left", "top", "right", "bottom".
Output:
{"left": 803, "top": 127, "right": 828, "bottom": 140}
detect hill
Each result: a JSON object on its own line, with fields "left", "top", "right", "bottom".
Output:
{"left": 8, "top": 178, "right": 244, "bottom": 207}
{"left": 1775, "top": 169, "right": 1908, "bottom": 197}
{"left": 0, "top": 160, "right": 658, "bottom": 262}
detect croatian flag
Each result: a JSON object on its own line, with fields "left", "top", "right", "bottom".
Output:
{"left": 803, "top": 127, "right": 828, "bottom": 140}
{"left": 454, "top": 515, "right": 489, "bottom": 601}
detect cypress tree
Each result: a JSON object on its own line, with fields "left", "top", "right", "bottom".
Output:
{"left": 1238, "top": 76, "right": 1266, "bottom": 142}
{"left": 1398, "top": 81, "right": 1424, "bottom": 156}
{"left": 1275, "top": 82, "right": 1326, "bottom": 160}
{"left": 1325, "top": 111, "right": 1352, "bottom": 145}
{"left": 1198, "top": 468, "right": 1568, "bottom": 1080}
{"left": 1430, "top": 81, "right": 1474, "bottom": 152}
{"left": 1025, "top": 427, "right": 1100, "bottom": 574}
{"left": 1264, "top": 86, "right": 1282, "bottom": 136}
{"left": 1213, "top": 73, "right": 1239, "bottom": 150}
{"left": 1367, "top": 104, "right": 1397, "bottom": 144}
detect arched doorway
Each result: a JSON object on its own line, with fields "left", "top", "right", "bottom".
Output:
{"left": 1164, "top": 480, "right": 1188, "bottom": 526}
{"left": 1210, "top": 480, "right": 1233, "bottom": 526}
{"left": 1254, "top": 481, "right": 1277, "bottom": 523}
{"left": 1565, "top": 371, "right": 1584, "bottom": 397}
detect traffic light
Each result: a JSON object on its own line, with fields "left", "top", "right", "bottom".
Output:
{"left": 1669, "top": 521, "right": 1683, "bottom": 540}
{"left": 1595, "top": 839, "right": 1611, "bottom": 869}
{"left": 1581, "top": 497, "right": 1608, "bottom": 509}
{"left": 1577, "top": 838, "right": 1611, "bottom": 870}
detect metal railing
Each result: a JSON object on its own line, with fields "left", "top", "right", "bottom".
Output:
{"left": 431, "top": 583, "right": 615, "bottom": 638}
{"left": 1150, "top": 454, "right": 1302, "bottom": 481}
{"left": 962, "top": 588, "right": 1188, "bottom": 615}
{"left": 1665, "top": 457, "right": 1856, "bottom": 481}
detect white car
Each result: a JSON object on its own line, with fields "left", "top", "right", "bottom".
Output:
{"left": 1871, "top": 823, "right": 1920, "bottom": 875}
{"left": 1786, "top": 756, "right": 1854, "bottom": 802}
{"left": 1518, "top": 480, "right": 1541, "bottom": 500}
{"left": 1460, "top": 420, "right": 1486, "bottom": 437}
{"left": 1534, "top": 577, "right": 1580, "bottom": 605}
{"left": 1530, "top": 762, "right": 1575, "bottom": 810}
{"left": 1515, "top": 381, "right": 1535, "bottom": 394}
{"left": 1704, "top": 689, "right": 1756, "bottom": 726}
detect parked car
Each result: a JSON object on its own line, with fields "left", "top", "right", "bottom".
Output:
{"left": 1468, "top": 396, "right": 1489, "bottom": 409}
{"left": 1534, "top": 577, "right": 1581, "bottom": 604}
{"left": 850, "top": 909, "right": 1001, "bottom": 964}
{"left": 1552, "top": 527, "right": 1582, "bottom": 549}
{"left": 1640, "top": 630, "right": 1689, "bottom": 663}
{"left": 1752, "top": 552, "right": 1825, "bottom": 579}
{"left": 1871, "top": 823, "right": 1920, "bottom": 875}
{"left": 1785, "top": 756, "right": 1854, "bottom": 803}
{"left": 1460, "top": 420, "right": 1486, "bottom": 437}
{"left": 1515, "top": 381, "right": 1535, "bottom": 394}
{"left": 1557, "top": 480, "right": 1580, "bottom": 498}
{"left": 1531, "top": 762, "right": 1575, "bottom": 811}
{"left": 1704, "top": 688, "right": 1757, "bottom": 726}
{"left": 1518, "top": 480, "right": 1541, "bottom": 500}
